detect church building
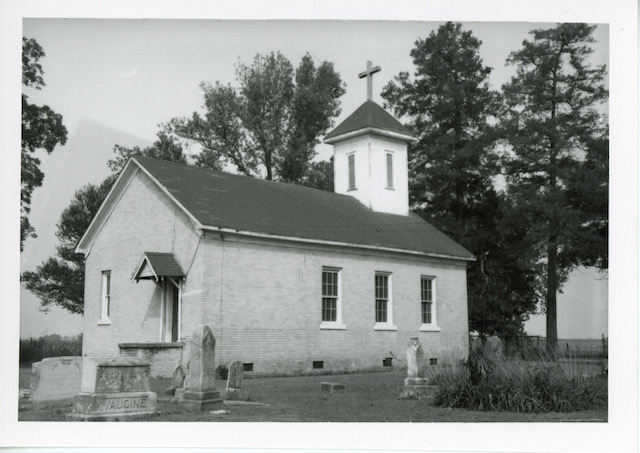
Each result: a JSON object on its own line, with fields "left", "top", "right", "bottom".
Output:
{"left": 76, "top": 64, "right": 474, "bottom": 378}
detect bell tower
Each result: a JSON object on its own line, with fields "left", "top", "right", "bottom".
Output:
{"left": 324, "top": 61, "right": 416, "bottom": 216}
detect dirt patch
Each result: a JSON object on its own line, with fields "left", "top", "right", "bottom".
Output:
{"left": 18, "top": 369, "right": 607, "bottom": 422}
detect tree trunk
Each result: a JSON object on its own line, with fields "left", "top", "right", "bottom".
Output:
{"left": 546, "top": 238, "right": 558, "bottom": 354}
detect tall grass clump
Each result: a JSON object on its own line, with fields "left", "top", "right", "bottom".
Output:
{"left": 431, "top": 347, "right": 607, "bottom": 413}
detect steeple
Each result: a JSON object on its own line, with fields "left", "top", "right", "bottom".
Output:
{"left": 324, "top": 62, "right": 416, "bottom": 216}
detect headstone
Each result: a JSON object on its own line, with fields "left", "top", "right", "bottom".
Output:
{"left": 398, "top": 338, "right": 435, "bottom": 400}
{"left": 224, "top": 360, "right": 251, "bottom": 401}
{"left": 406, "top": 337, "right": 426, "bottom": 380}
{"left": 166, "top": 364, "right": 185, "bottom": 396}
{"left": 482, "top": 336, "right": 503, "bottom": 360}
{"left": 30, "top": 356, "right": 82, "bottom": 402}
{"left": 226, "top": 361, "right": 243, "bottom": 391}
{"left": 67, "top": 357, "right": 157, "bottom": 421}
{"left": 179, "top": 326, "right": 222, "bottom": 410}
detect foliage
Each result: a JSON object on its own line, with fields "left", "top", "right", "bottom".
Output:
{"left": 107, "top": 129, "right": 188, "bottom": 173}
{"left": 432, "top": 348, "right": 608, "bottom": 412}
{"left": 216, "top": 365, "right": 229, "bottom": 380}
{"left": 21, "top": 37, "right": 68, "bottom": 250}
{"left": 382, "top": 22, "right": 540, "bottom": 337}
{"left": 21, "top": 176, "right": 117, "bottom": 315}
{"left": 298, "top": 158, "right": 334, "bottom": 192}
{"left": 19, "top": 334, "right": 83, "bottom": 363}
{"left": 499, "top": 24, "right": 608, "bottom": 350}
{"left": 170, "top": 52, "right": 345, "bottom": 182}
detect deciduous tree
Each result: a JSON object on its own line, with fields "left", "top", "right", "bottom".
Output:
{"left": 170, "top": 52, "right": 345, "bottom": 182}
{"left": 21, "top": 37, "right": 68, "bottom": 250}
{"left": 21, "top": 176, "right": 116, "bottom": 314}
{"left": 299, "top": 158, "right": 334, "bottom": 192}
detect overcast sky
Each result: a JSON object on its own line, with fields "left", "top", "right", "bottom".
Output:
{"left": 15, "top": 18, "right": 611, "bottom": 339}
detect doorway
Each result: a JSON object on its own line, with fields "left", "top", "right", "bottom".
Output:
{"left": 162, "top": 278, "right": 181, "bottom": 342}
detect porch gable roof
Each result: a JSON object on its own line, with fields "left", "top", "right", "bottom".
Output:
{"left": 132, "top": 252, "right": 185, "bottom": 282}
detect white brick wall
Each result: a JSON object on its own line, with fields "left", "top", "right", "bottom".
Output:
{"left": 190, "top": 234, "right": 469, "bottom": 375}
{"left": 82, "top": 170, "right": 200, "bottom": 368}
{"left": 82, "top": 170, "right": 469, "bottom": 377}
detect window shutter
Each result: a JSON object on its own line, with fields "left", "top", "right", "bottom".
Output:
{"left": 386, "top": 153, "right": 393, "bottom": 188}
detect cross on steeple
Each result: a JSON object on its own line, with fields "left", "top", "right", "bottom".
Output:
{"left": 358, "top": 60, "right": 381, "bottom": 101}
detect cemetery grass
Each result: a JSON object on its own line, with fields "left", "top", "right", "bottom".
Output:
{"left": 18, "top": 367, "right": 607, "bottom": 422}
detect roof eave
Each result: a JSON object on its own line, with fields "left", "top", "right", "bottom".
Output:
{"left": 324, "top": 127, "right": 416, "bottom": 144}
{"left": 200, "top": 224, "right": 475, "bottom": 262}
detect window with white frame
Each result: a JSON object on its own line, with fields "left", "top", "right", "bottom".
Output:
{"left": 420, "top": 276, "right": 440, "bottom": 331}
{"left": 321, "top": 268, "right": 345, "bottom": 329}
{"left": 348, "top": 153, "right": 356, "bottom": 191}
{"left": 374, "top": 272, "right": 395, "bottom": 329}
{"left": 386, "top": 152, "right": 394, "bottom": 189}
{"left": 99, "top": 271, "right": 111, "bottom": 324}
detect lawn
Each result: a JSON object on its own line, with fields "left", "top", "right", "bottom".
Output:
{"left": 18, "top": 368, "right": 607, "bottom": 422}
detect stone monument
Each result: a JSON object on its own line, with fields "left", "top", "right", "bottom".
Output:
{"left": 30, "top": 356, "right": 82, "bottom": 402}
{"left": 179, "top": 326, "right": 223, "bottom": 410}
{"left": 398, "top": 337, "right": 434, "bottom": 400}
{"left": 67, "top": 357, "right": 157, "bottom": 421}
{"left": 224, "top": 360, "right": 250, "bottom": 401}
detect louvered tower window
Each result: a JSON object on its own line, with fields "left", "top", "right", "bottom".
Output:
{"left": 386, "top": 153, "right": 394, "bottom": 189}
{"left": 348, "top": 153, "right": 356, "bottom": 190}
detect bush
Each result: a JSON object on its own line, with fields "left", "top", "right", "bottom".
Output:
{"left": 431, "top": 348, "right": 607, "bottom": 413}
{"left": 216, "top": 365, "right": 228, "bottom": 380}
{"left": 19, "top": 334, "right": 82, "bottom": 364}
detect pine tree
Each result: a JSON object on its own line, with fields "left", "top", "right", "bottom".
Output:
{"left": 383, "top": 22, "right": 540, "bottom": 337}
{"left": 500, "top": 23, "right": 608, "bottom": 351}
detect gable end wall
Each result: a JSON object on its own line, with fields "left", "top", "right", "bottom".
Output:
{"left": 82, "top": 170, "right": 201, "bottom": 368}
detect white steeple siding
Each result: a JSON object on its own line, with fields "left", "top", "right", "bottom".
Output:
{"left": 324, "top": 63, "right": 416, "bottom": 216}
{"left": 332, "top": 132, "right": 410, "bottom": 216}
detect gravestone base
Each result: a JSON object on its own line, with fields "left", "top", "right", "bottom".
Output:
{"left": 67, "top": 391, "right": 157, "bottom": 421}
{"left": 320, "top": 382, "right": 346, "bottom": 393}
{"left": 180, "top": 389, "right": 223, "bottom": 411}
{"left": 224, "top": 389, "right": 251, "bottom": 401}
{"left": 404, "top": 377, "right": 430, "bottom": 386}
{"left": 398, "top": 384, "right": 437, "bottom": 400}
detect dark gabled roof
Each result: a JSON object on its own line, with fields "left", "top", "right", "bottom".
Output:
{"left": 324, "top": 100, "right": 415, "bottom": 141}
{"left": 132, "top": 252, "right": 185, "bottom": 281}
{"left": 133, "top": 156, "right": 474, "bottom": 260}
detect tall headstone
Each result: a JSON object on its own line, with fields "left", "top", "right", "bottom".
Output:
{"left": 67, "top": 357, "right": 157, "bottom": 421}
{"left": 406, "top": 337, "right": 427, "bottom": 380}
{"left": 180, "top": 326, "right": 222, "bottom": 410}
{"left": 398, "top": 338, "right": 434, "bottom": 400}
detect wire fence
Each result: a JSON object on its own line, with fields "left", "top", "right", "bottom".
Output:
{"left": 470, "top": 334, "right": 608, "bottom": 361}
